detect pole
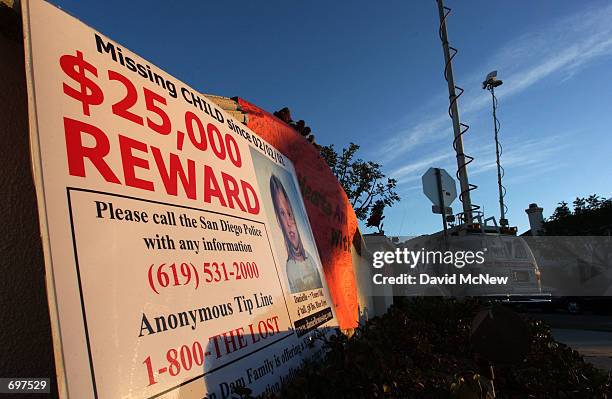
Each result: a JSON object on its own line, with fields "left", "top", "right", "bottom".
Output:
{"left": 436, "top": 0, "right": 473, "bottom": 224}
{"left": 491, "top": 86, "right": 506, "bottom": 226}
{"left": 490, "top": 364, "right": 497, "bottom": 398}
{"left": 435, "top": 168, "right": 449, "bottom": 248}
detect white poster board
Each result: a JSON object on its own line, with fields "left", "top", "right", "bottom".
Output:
{"left": 21, "top": 1, "right": 337, "bottom": 397}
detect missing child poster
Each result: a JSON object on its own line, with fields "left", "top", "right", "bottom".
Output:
{"left": 21, "top": 1, "right": 337, "bottom": 397}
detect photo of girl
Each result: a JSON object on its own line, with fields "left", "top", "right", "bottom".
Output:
{"left": 270, "top": 175, "right": 323, "bottom": 294}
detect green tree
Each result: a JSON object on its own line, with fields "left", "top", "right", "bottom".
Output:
{"left": 573, "top": 197, "right": 587, "bottom": 214}
{"left": 366, "top": 200, "right": 386, "bottom": 234}
{"left": 544, "top": 195, "right": 612, "bottom": 235}
{"left": 586, "top": 194, "right": 603, "bottom": 210}
{"left": 320, "top": 143, "right": 399, "bottom": 222}
{"left": 549, "top": 201, "right": 571, "bottom": 221}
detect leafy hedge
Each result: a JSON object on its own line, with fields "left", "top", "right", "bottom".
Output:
{"left": 268, "top": 298, "right": 610, "bottom": 398}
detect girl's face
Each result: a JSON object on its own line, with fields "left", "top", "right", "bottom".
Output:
{"left": 276, "top": 191, "right": 299, "bottom": 250}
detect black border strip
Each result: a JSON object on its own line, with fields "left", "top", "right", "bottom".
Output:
{"left": 66, "top": 187, "right": 296, "bottom": 399}
{"left": 68, "top": 186, "right": 265, "bottom": 224}
{"left": 294, "top": 307, "right": 334, "bottom": 337}
{"left": 66, "top": 189, "right": 99, "bottom": 399}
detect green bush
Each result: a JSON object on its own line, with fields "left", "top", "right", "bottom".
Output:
{"left": 271, "top": 298, "right": 610, "bottom": 398}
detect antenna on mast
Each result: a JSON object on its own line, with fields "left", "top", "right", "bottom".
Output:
{"left": 482, "top": 70, "right": 508, "bottom": 227}
{"left": 435, "top": 0, "right": 479, "bottom": 226}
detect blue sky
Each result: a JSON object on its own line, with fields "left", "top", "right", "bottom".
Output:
{"left": 52, "top": 0, "right": 612, "bottom": 236}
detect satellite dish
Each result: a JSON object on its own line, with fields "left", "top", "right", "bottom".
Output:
{"left": 483, "top": 70, "right": 503, "bottom": 89}
{"left": 485, "top": 70, "right": 498, "bottom": 81}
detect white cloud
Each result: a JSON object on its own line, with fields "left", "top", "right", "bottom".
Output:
{"left": 377, "top": 114, "right": 449, "bottom": 163}
{"left": 390, "top": 150, "right": 454, "bottom": 181}
{"left": 378, "top": 3, "right": 612, "bottom": 164}
{"left": 390, "top": 134, "right": 569, "bottom": 190}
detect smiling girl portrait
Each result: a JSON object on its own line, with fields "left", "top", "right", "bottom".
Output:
{"left": 269, "top": 174, "right": 323, "bottom": 293}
